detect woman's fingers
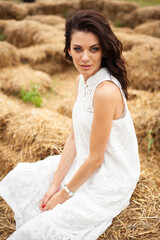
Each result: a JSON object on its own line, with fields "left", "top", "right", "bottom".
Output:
{"left": 39, "top": 196, "right": 46, "bottom": 212}
{"left": 39, "top": 185, "right": 61, "bottom": 212}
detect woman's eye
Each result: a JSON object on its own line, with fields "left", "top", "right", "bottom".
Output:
{"left": 73, "top": 47, "right": 82, "bottom": 52}
{"left": 91, "top": 47, "right": 99, "bottom": 52}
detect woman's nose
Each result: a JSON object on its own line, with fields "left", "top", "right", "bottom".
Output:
{"left": 81, "top": 51, "right": 89, "bottom": 62}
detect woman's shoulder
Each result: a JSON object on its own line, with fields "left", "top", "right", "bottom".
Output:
{"left": 94, "top": 80, "right": 122, "bottom": 105}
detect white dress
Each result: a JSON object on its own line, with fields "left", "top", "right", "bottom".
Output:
{"left": 0, "top": 67, "right": 140, "bottom": 240}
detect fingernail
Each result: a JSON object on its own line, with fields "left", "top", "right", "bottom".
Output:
{"left": 43, "top": 205, "right": 46, "bottom": 208}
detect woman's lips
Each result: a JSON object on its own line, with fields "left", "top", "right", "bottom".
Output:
{"left": 80, "top": 65, "right": 92, "bottom": 70}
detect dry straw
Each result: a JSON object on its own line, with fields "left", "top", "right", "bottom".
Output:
{"left": 37, "top": 0, "right": 79, "bottom": 16}
{"left": 101, "top": 0, "right": 139, "bottom": 22}
{"left": 0, "top": 92, "right": 21, "bottom": 137}
{"left": 134, "top": 20, "right": 160, "bottom": 39}
{"left": 57, "top": 105, "right": 72, "bottom": 118}
{"left": 122, "top": 5, "right": 160, "bottom": 28}
{"left": 115, "top": 32, "right": 160, "bottom": 51}
{"left": 25, "top": 14, "right": 65, "bottom": 26}
{"left": 0, "top": 42, "right": 20, "bottom": 68}
{"left": 124, "top": 45, "right": 160, "bottom": 91}
{"left": 0, "top": 1, "right": 28, "bottom": 20}
{"left": 18, "top": 44, "right": 69, "bottom": 75}
{"left": 100, "top": 173, "right": 160, "bottom": 240}
{"left": 0, "top": 140, "right": 21, "bottom": 181}
{"left": 3, "top": 108, "right": 71, "bottom": 161}
{"left": 0, "top": 65, "right": 52, "bottom": 95}
{"left": 128, "top": 89, "right": 160, "bottom": 154}
{"left": 1, "top": 19, "right": 64, "bottom": 48}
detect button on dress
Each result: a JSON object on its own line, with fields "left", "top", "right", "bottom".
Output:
{"left": 0, "top": 67, "right": 140, "bottom": 240}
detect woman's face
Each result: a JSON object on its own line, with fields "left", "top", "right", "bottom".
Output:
{"left": 68, "top": 31, "right": 103, "bottom": 82}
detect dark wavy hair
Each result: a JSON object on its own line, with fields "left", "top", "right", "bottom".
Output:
{"left": 64, "top": 9, "right": 129, "bottom": 99}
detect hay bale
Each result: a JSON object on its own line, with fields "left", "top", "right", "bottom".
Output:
{"left": 112, "top": 26, "right": 135, "bottom": 35}
{"left": 0, "top": 92, "right": 21, "bottom": 136}
{"left": 115, "top": 32, "right": 160, "bottom": 51}
{"left": 1, "top": 19, "right": 64, "bottom": 48}
{"left": 0, "top": 197, "right": 15, "bottom": 240}
{"left": 102, "top": 0, "right": 139, "bottom": 22}
{"left": 122, "top": 5, "right": 160, "bottom": 28}
{"left": 3, "top": 108, "right": 71, "bottom": 160}
{"left": 38, "top": 0, "right": 79, "bottom": 16}
{"left": 80, "top": 0, "right": 139, "bottom": 21}
{"left": 57, "top": 105, "right": 72, "bottom": 118}
{"left": 0, "top": 65, "right": 52, "bottom": 95}
{"left": 0, "top": 140, "right": 22, "bottom": 180}
{"left": 101, "top": 173, "right": 160, "bottom": 239}
{"left": 128, "top": 89, "right": 160, "bottom": 153}
{"left": 19, "top": 44, "right": 70, "bottom": 75}
{"left": 80, "top": 0, "right": 103, "bottom": 11}
{"left": 0, "top": 1, "right": 28, "bottom": 20}
{"left": 0, "top": 41, "right": 20, "bottom": 68}
{"left": 0, "top": 20, "right": 7, "bottom": 32}
{"left": 25, "top": 15, "right": 65, "bottom": 26}
{"left": 134, "top": 20, "right": 160, "bottom": 38}
{"left": 23, "top": 2, "right": 42, "bottom": 15}
{"left": 124, "top": 44, "right": 160, "bottom": 91}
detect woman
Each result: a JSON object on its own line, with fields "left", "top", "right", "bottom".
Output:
{"left": 0, "top": 10, "right": 140, "bottom": 239}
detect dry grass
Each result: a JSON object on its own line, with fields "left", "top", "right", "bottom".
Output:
{"left": 37, "top": 0, "right": 79, "bottom": 16}
{"left": 2, "top": 108, "right": 71, "bottom": 161}
{"left": 100, "top": 172, "right": 160, "bottom": 240}
{"left": 0, "top": 65, "right": 52, "bottom": 95}
{"left": 57, "top": 104, "right": 72, "bottom": 118}
{"left": 0, "top": 19, "right": 64, "bottom": 48}
{"left": 134, "top": 20, "right": 160, "bottom": 38}
{"left": 122, "top": 5, "right": 160, "bottom": 27}
{"left": 0, "top": 41, "right": 20, "bottom": 68}
{"left": 0, "top": 92, "right": 20, "bottom": 138}
{"left": 102, "top": 0, "right": 139, "bottom": 21}
{"left": 128, "top": 89, "right": 160, "bottom": 154}
{"left": 25, "top": 14, "right": 65, "bottom": 26}
{"left": 18, "top": 44, "right": 70, "bottom": 75}
{"left": 115, "top": 32, "right": 160, "bottom": 51}
{"left": 0, "top": 1, "right": 28, "bottom": 20}
{"left": 124, "top": 44, "right": 160, "bottom": 91}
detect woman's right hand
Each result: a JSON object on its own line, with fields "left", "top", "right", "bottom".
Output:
{"left": 39, "top": 183, "right": 61, "bottom": 212}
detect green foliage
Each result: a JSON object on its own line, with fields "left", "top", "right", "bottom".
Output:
{"left": 113, "top": 21, "right": 125, "bottom": 28}
{"left": 20, "top": 83, "right": 42, "bottom": 107}
{"left": 62, "top": 7, "right": 68, "bottom": 18}
{"left": 0, "top": 33, "right": 5, "bottom": 41}
{"left": 147, "top": 129, "right": 154, "bottom": 153}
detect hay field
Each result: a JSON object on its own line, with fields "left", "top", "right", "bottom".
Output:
{"left": 0, "top": 0, "right": 160, "bottom": 239}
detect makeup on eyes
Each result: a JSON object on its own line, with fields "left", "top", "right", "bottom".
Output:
{"left": 73, "top": 44, "right": 100, "bottom": 52}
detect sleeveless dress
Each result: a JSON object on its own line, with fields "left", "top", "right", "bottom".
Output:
{"left": 0, "top": 67, "right": 140, "bottom": 240}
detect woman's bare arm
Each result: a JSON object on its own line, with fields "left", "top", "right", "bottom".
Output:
{"left": 64, "top": 81, "right": 119, "bottom": 193}
{"left": 39, "top": 75, "right": 80, "bottom": 211}
{"left": 52, "top": 122, "right": 76, "bottom": 187}
{"left": 43, "top": 81, "right": 121, "bottom": 211}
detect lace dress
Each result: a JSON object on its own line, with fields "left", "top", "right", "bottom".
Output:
{"left": 0, "top": 67, "right": 140, "bottom": 240}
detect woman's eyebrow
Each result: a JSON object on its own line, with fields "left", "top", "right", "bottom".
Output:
{"left": 72, "top": 44, "right": 100, "bottom": 47}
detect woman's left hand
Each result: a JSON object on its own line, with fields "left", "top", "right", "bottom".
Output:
{"left": 43, "top": 189, "right": 71, "bottom": 211}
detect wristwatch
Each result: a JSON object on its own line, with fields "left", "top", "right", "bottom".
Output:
{"left": 63, "top": 184, "right": 74, "bottom": 197}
